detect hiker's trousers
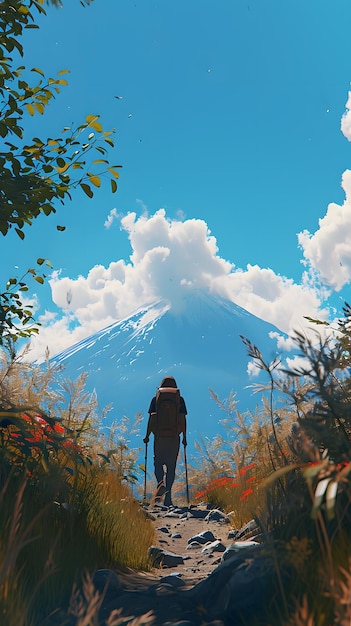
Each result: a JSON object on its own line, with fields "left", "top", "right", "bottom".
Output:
{"left": 153, "top": 436, "right": 180, "bottom": 491}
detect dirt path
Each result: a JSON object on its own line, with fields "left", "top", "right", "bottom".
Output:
{"left": 99, "top": 503, "right": 236, "bottom": 625}
{"left": 146, "top": 502, "right": 234, "bottom": 584}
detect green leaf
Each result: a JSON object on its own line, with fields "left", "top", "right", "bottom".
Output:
{"left": 31, "top": 67, "right": 45, "bottom": 76}
{"left": 56, "top": 225, "right": 66, "bottom": 231}
{"left": 80, "top": 183, "right": 93, "bottom": 198}
{"left": 34, "top": 102, "right": 45, "bottom": 115}
{"left": 88, "top": 174, "right": 101, "bottom": 187}
{"left": 26, "top": 103, "right": 35, "bottom": 116}
{"left": 86, "top": 114, "right": 102, "bottom": 132}
{"left": 15, "top": 228, "right": 25, "bottom": 240}
{"left": 34, "top": 276, "right": 44, "bottom": 285}
{"left": 111, "top": 179, "right": 117, "bottom": 193}
{"left": 107, "top": 167, "right": 120, "bottom": 179}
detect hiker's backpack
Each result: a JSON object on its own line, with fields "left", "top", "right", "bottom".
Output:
{"left": 153, "top": 386, "right": 182, "bottom": 437}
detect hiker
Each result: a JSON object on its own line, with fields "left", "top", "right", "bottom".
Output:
{"left": 143, "top": 375, "right": 187, "bottom": 507}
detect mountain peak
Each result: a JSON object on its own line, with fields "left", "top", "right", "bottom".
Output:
{"left": 50, "top": 291, "right": 284, "bottom": 456}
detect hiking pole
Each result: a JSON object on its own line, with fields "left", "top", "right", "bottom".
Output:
{"left": 183, "top": 442, "right": 190, "bottom": 506}
{"left": 143, "top": 440, "right": 148, "bottom": 502}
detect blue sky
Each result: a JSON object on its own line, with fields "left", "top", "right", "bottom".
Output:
{"left": 3, "top": 0, "right": 351, "bottom": 361}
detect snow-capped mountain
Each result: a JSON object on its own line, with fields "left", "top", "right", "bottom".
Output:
{"left": 50, "top": 291, "right": 287, "bottom": 459}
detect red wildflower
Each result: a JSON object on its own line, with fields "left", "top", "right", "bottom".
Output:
{"left": 239, "top": 463, "right": 256, "bottom": 476}
{"left": 63, "top": 440, "right": 81, "bottom": 452}
{"left": 245, "top": 476, "right": 257, "bottom": 484}
{"left": 240, "top": 488, "right": 253, "bottom": 501}
{"left": 195, "top": 490, "right": 208, "bottom": 499}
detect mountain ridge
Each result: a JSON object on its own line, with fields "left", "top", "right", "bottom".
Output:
{"left": 50, "top": 291, "right": 287, "bottom": 457}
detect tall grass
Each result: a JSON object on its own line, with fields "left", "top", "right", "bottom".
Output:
{"left": 3, "top": 301, "right": 351, "bottom": 625}
{"left": 0, "top": 345, "right": 155, "bottom": 625}
{"left": 187, "top": 303, "right": 351, "bottom": 624}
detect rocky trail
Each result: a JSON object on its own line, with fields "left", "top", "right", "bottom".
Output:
{"left": 91, "top": 503, "right": 272, "bottom": 626}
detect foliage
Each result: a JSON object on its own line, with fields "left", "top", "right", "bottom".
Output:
{"left": 0, "top": 0, "right": 121, "bottom": 345}
{"left": 189, "top": 303, "right": 351, "bottom": 624}
{"left": 0, "top": 346, "right": 154, "bottom": 625}
{"left": 0, "top": 260, "right": 53, "bottom": 346}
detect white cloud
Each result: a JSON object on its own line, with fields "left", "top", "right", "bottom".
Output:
{"left": 341, "top": 91, "right": 351, "bottom": 141}
{"left": 298, "top": 169, "right": 351, "bottom": 290}
{"left": 104, "top": 208, "right": 119, "bottom": 229}
{"left": 212, "top": 263, "right": 330, "bottom": 337}
{"left": 27, "top": 208, "right": 333, "bottom": 363}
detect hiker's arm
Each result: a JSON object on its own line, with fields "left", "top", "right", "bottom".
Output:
{"left": 143, "top": 411, "right": 157, "bottom": 443}
{"left": 144, "top": 397, "right": 156, "bottom": 443}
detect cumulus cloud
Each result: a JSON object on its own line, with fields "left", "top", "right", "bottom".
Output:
{"left": 104, "top": 208, "right": 120, "bottom": 229}
{"left": 298, "top": 170, "right": 351, "bottom": 290}
{"left": 27, "top": 208, "right": 333, "bottom": 363}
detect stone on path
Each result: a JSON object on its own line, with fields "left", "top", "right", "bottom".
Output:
{"left": 201, "top": 540, "right": 226, "bottom": 554}
{"left": 204, "top": 508, "right": 231, "bottom": 523}
{"left": 187, "top": 530, "right": 216, "bottom": 545}
{"left": 148, "top": 545, "right": 185, "bottom": 568}
{"left": 222, "top": 540, "right": 260, "bottom": 561}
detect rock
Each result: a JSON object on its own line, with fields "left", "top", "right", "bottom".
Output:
{"left": 188, "top": 543, "right": 279, "bottom": 623}
{"left": 159, "top": 574, "right": 186, "bottom": 587}
{"left": 186, "top": 540, "right": 203, "bottom": 550}
{"left": 187, "top": 530, "right": 216, "bottom": 545}
{"left": 204, "top": 509, "right": 230, "bottom": 523}
{"left": 92, "top": 568, "right": 122, "bottom": 597}
{"left": 158, "top": 526, "right": 170, "bottom": 533}
{"left": 154, "top": 583, "right": 179, "bottom": 596}
{"left": 171, "top": 533, "right": 182, "bottom": 538}
{"left": 227, "top": 528, "right": 240, "bottom": 540}
{"left": 222, "top": 540, "right": 260, "bottom": 562}
{"left": 160, "top": 551, "right": 185, "bottom": 567}
{"left": 234, "top": 518, "right": 258, "bottom": 539}
{"left": 187, "top": 508, "right": 209, "bottom": 519}
{"left": 148, "top": 545, "right": 184, "bottom": 567}
{"left": 201, "top": 540, "right": 226, "bottom": 554}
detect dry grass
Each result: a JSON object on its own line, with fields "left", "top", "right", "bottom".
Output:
{"left": 0, "top": 347, "right": 155, "bottom": 625}
{"left": 3, "top": 303, "right": 351, "bottom": 624}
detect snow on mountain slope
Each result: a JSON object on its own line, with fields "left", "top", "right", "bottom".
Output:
{"left": 50, "top": 290, "right": 287, "bottom": 460}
